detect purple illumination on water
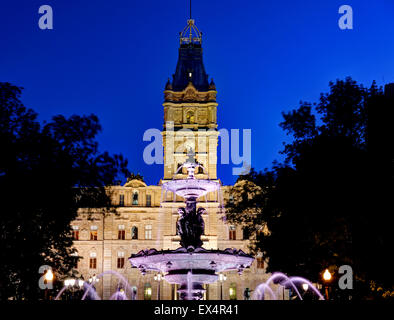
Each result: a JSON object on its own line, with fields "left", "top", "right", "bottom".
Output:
{"left": 55, "top": 270, "right": 133, "bottom": 300}
{"left": 253, "top": 272, "right": 324, "bottom": 300}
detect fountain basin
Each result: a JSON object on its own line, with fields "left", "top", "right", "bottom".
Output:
{"left": 162, "top": 179, "right": 220, "bottom": 199}
{"left": 129, "top": 247, "right": 254, "bottom": 300}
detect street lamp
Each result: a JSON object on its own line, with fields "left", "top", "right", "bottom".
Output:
{"left": 322, "top": 269, "right": 332, "bottom": 300}
{"left": 218, "top": 273, "right": 227, "bottom": 300}
{"left": 154, "top": 273, "right": 163, "bottom": 300}
{"left": 88, "top": 274, "right": 99, "bottom": 287}
{"left": 45, "top": 269, "right": 54, "bottom": 282}
{"left": 78, "top": 280, "right": 84, "bottom": 289}
{"left": 64, "top": 278, "right": 84, "bottom": 300}
{"left": 302, "top": 283, "right": 309, "bottom": 292}
{"left": 44, "top": 269, "right": 54, "bottom": 300}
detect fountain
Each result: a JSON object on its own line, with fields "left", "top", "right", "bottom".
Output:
{"left": 253, "top": 272, "right": 325, "bottom": 300}
{"left": 129, "top": 149, "right": 254, "bottom": 300}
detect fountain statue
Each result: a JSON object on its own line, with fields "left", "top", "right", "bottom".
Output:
{"left": 129, "top": 149, "right": 254, "bottom": 300}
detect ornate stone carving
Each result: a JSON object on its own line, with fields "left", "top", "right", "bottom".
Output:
{"left": 164, "top": 82, "right": 217, "bottom": 103}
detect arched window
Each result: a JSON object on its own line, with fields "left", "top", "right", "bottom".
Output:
{"left": 131, "top": 226, "right": 138, "bottom": 240}
{"left": 132, "top": 192, "right": 139, "bottom": 205}
{"left": 89, "top": 252, "right": 97, "bottom": 269}
{"left": 72, "top": 225, "right": 79, "bottom": 240}
{"left": 229, "top": 283, "right": 237, "bottom": 300}
{"left": 90, "top": 225, "right": 98, "bottom": 240}
{"left": 229, "top": 225, "right": 236, "bottom": 240}
{"left": 131, "top": 286, "right": 137, "bottom": 300}
{"left": 118, "top": 225, "right": 125, "bottom": 240}
{"left": 117, "top": 252, "right": 125, "bottom": 269}
{"left": 144, "top": 283, "right": 152, "bottom": 300}
{"left": 186, "top": 111, "right": 194, "bottom": 124}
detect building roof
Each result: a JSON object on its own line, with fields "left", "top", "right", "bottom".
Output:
{"left": 170, "top": 20, "right": 210, "bottom": 92}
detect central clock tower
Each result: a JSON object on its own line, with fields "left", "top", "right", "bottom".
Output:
{"left": 162, "top": 19, "right": 219, "bottom": 181}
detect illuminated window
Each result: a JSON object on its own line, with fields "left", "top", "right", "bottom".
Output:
{"left": 145, "top": 225, "right": 152, "bottom": 240}
{"left": 132, "top": 192, "right": 139, "bottom": 205}
{"left": 72, "top": 226, "right": 79, "bottom": 240}
{"left": 90, "top": 226, "right": 98, "bottom": 240}
{"left": 229, "top": 283, "right": 237, "bottom": 300}
{"left": 229, "top": 225, "right": 236, "bottom": 240}
{"left": 89, "top": 252, "right": 97, "bottom": 269}
{"left": 146, "top": 194, "right": 151, "bottom": 207}
{"left": 131, "top": 226, "right": 138, "bottom": 239}
{"left": 144, "top": 283, "right": 152, "bottom": 300}
{"left": 118, "top": 225, "right": 125, "bottom": 240}
{"left": 117, "top": 252, "right": 125, "bottom": 269}
{"left": 119, "top": 194, "right": 124, "bottom": 206}
{"left": 186, "top": 111, "right": 194, "bottom": 124}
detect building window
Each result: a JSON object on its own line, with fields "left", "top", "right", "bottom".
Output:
{"left": 90, "top": 226, "right": 98, "bottom": 240}
{"left": 144, "top": 283, "right": 152, "bottom": 300}
{"left": 186, "top": 111, "right": 194, "bottom": 124}
{"left": 117, "top": 252, "right": 125, "bottom": 269}
{"left": 146, "top": 194, "right": 151, "bottom": 207}
{"left": 89, "top": 252, "right": 97, "bottom": 269}
{"left": 229, "top": 283, "right": 237, "bottom": 300}
{"left": 131, "top": 226, "right": 138, "bottom": 240}
{"left": 119, "top": 194, "right": 124, "bottom": 206}
{"left": 145, "top": 224, "right": 152, "bottom": 240}
{"left": 229, "top": 225, "right": 236, "bottom": 240}
{"left": 132, "top": 192, "right": 139, "bottom": 205}
{"left": 118, "top": 225, "right": 125, "bottom": 240}
{"left": 72, "top": 226, "right": 79, "bottom": 240}
{"left": 256, "top": 257, "right": 264, "bottom": 269}
{"left": 229, "top": 194, "right": 234, "bottom": 205}
{"left": 198, "top": 166, "right": 204, "bottom": 174}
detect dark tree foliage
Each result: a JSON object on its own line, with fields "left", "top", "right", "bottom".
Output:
{"left": 226, "top": 78, "right": 393, "bottom": 299}
{"left": 0, "top": 82, "right": 129, "bottom": 300}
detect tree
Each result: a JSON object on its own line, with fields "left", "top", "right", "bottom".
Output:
{"left": 0, "top": 82, "right": 130, "bottom": 300}
{"left": 226, "top": 78, "right": 393, "bottom": 299}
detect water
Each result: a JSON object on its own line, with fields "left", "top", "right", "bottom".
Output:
{"left": 187, "top": 271, "right": 192, "bottom": 300}
{"left": 253, "top": 272, "right": 325, "bottom": 300}
{"left": 55, "top": 270, "right": 134, "bottom": 300}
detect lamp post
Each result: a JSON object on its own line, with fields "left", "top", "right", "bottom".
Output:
{"left": 44, "top": 269, "right": 54, "bottom": 300}
{"left": 218, "top": 273, "right": 227, "bottom": 300}
{"left": 88, "top": 274, "right": 99, "bottom": 288}
{"left": 154, "top": 273, "right": 163, "bottom": 300}
{"left": 322, "top": 269, "right": 332, "bottom": 300}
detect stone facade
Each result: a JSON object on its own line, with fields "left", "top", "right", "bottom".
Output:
{"left": 71, "top": 19, "right": 271, "bottom": 300}
{"left": 72, "top": 184, "right": 269, "bottom": 300}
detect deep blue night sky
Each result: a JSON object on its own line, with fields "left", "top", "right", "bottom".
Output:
{"left": 1, "top": 0, "right": 393, "bottom": 185}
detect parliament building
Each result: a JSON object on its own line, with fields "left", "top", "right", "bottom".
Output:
{"left": 71, "top": 19, "right": 273, "bottom": 300}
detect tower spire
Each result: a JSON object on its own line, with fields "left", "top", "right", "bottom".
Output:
{"left": 190, "top": 0, "right": 192, "bottom": 19}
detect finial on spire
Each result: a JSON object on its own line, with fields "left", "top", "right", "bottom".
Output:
{"left": 190, "top": 0, "right": 192, "bottom": 20}
{"left": 180, "top": 19, "right": 202, "bottom": 45}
